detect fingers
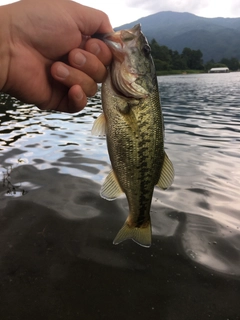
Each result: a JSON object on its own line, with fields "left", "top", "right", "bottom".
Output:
{"left": 52, "top": 39, "right": 112, "bottom": 88}
{"left": 39, "top": 82, "right": 87, "bottom": 114}
{"left": 68, "top": 49, "right": 107, "bottom": 83}
{"left": 84, "top": 38, "right": 113, "bottom": 66}
{"left": 51, "top": 39, "right": 112, "bottom": 112}
{"left": 51, "top": 62, "right": 98, "bottom": 96}
{"left": 69, "top": 38, "right": 112, "bottom": 81}
{"left": 68, "top": 84, "right": 87, "bottom": 112}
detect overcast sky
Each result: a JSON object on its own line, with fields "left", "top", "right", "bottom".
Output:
{"left": 1, "top": 0, "right": 240, "bottom": 27}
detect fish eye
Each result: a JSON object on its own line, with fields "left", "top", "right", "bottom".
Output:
{"left": 142, "top": 44, "right": 151, "bottom": 56}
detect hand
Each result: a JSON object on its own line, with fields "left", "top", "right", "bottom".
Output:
{"left": 0, "top": 0, "right": 113, "bottom": 112}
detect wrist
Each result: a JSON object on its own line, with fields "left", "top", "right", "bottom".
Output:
{"left": 0, "top": 5, "right": 11, "bottom": 93}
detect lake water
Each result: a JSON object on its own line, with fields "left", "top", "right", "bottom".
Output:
{"left": 0, "top": 73, "right": 240, "bottom": 319}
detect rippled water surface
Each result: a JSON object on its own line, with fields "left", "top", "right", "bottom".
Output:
{"left": 0, "top": 73, "right": 240, "bottom": 319}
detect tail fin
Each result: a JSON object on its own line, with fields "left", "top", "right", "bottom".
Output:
{"left": 113, "top": 221, "right": 151, "bottom": 248}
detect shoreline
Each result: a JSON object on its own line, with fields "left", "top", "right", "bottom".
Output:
{"left": 156, "top": 70, "right": 240, "bottom": 76}
{"left": 156, "top": 70, "right": 206, "bottom": 76}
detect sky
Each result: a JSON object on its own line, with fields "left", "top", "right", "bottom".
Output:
{"left": 1, "top": 0, "right": 240, "bottom": 27}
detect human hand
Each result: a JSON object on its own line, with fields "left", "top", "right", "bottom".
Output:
{"left": 0, "top": 0, "right": 113, "bottom": 112}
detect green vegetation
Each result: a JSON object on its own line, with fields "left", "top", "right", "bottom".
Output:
{"left": 205, "top": 57, "right": 240, "bottom": 72}
{"left": 156, "top": 70, "right": 205, "bottom": 76}
{"left": 150, "top": 38, "right": 240, "bottom": 74}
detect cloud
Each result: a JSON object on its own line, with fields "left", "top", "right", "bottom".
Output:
{"left": 229, "top": 1, "right": 240, "bottom": 17}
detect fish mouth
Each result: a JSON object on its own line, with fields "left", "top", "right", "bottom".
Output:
{"left": 92, "top": 31, "right": 122, "bottom": 47}
{"left": 93, "top": 25, "right": 142, "bottom": 60}
{"left": 100, "top": 31, "right": 127, "bottom": 63}
{"left": 91, "top": 31, "right": 124, "bottom": 64}
{"left": 93, "top": 25, "right": 151, "bottom": 99}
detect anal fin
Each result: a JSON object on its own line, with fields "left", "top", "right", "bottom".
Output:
{"left": 100, "top": 170, "right": 123, "bottom": 201}
{"left": 157, "top": 152, "right": 174, "bottom": 190}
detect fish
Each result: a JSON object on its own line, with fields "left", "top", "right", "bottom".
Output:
{"left": 92, "top": 24, "right": 174, "bottom": 247}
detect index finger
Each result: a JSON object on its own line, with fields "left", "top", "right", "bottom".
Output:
{"left": 84, "top": 38, "right": 112, "bottom": 66}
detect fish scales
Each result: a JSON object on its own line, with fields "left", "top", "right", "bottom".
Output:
{"left": 104, "top": 80, "right": 163, "bottom": 221}
{"left": 92, "top": 24, "right": 174, "bottom": 247}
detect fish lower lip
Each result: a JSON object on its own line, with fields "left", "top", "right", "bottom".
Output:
{"left": 104, "top": 39, "right": 122, "bottom": 51}
{"left": 92, "top": 33, "right": 123, "bottom": 52}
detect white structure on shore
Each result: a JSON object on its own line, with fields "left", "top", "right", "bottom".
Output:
{"left": 209, "top": 67, "right": 230, "bottom": 73}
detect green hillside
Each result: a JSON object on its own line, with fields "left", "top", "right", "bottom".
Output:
{"left": 115, "top": 11, "right": 240, "bottom": 62}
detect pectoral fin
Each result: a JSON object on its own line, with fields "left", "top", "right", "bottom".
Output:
{"left": 91, "top": 113, "right": 106, "bottom": 136}
{"left": 157, "top": 152, "right": 174, "bottom": 189}
{"left": 100, "top": 170, "right": 123, "bottom": 201}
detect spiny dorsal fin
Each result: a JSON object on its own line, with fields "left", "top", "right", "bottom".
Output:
{"left": 100, "top": 170, "right": 123, "bottom": 201}
{"left": 157, "top": 152, "right": 174, "bottom": 190}
{"left": 91, "top": 113, "right": 106, "bottom": 136}
{"left": 113, "top": 221, "right": 151, "bottom": 248}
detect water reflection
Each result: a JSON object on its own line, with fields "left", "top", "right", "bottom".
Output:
{"left": 1, "top": 74, "right": 240, "bottom": 278}
{"left": 1, "top": 74, "right": 240, "bottom": 319}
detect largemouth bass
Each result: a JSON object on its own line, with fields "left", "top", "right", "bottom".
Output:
{"left": 92, "top": 24, "right": 174, "bottom": 247}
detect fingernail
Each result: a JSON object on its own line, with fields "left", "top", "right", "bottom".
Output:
{"left": 89, "top": 43, "right": 100, "bottom": 55}
{"left": 74, "top": 52, "right": 87, "bottom": 67}
{"left": 75, "top": 90, "right": 83, "bottom": 101}
{"left": 56, "top": 65, "right": 69, "bottom": 78}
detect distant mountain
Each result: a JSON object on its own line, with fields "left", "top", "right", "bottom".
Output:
{"left": 115, "top": 11, "right": 240, "bottom": 62}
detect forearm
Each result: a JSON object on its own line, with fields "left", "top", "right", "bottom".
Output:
{"left": 0, "top": 5, "right": 11, "bottom": 93}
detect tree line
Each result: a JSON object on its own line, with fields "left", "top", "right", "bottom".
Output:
{"left": 150, "top": 39, "right": 240, "bottom": 72}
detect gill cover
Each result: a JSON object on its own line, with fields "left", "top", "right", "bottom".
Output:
{"left": 103, "top": 24, "right": 155, "bottom": 99}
